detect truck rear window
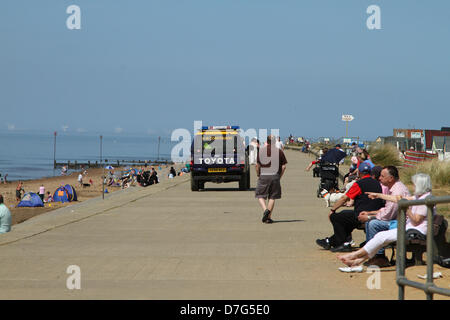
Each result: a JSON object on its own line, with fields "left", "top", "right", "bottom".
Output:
{"left": 192, "top": 131, "right": 244, "bottom": 157}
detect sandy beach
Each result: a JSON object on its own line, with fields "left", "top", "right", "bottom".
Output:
{"left": 0, "top": 164, "right": 186, "bottom": 226}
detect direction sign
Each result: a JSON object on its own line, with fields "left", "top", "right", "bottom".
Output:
{"left": 342, "top": 114, "right": 354, "bottom": 121}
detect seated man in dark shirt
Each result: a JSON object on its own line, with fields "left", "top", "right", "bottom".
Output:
{"left": 316, "top": 162, "right": 384, "bottom": 252}
{"left": 149, "top": 168, "right": 158, "bottom": 185}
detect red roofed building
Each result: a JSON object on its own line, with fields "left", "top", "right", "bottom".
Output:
{"left": 424, "top": 129, "right": 450, "bottom": 150}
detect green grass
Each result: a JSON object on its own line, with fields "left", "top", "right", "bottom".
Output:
{"left": 368, "top": 143, "right": 403, "bottom": 167}
{"left": 398, "top": 160, "right": 450, "bottom": 218}
{"left": 400, "top": 159, "right": 450, "bottom": 189}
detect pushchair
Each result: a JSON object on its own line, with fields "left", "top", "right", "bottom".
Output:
{"left": 316, "top": 162, "right": 340, "bottom": 198}
{"left": 312, "top": 163, "right": 321, "bottom": 178}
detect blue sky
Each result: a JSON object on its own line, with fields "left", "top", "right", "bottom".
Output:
{"left": 1, "top": 0, "right": 449, "bottom": 140}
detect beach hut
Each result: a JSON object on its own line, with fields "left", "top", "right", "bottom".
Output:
{"left": 53, "top": 186, "right": 71, "bottom": 203}
{"left": 64, "top": 184, "right": 78, "bottom": 201}
{"left": 17, "top": 192, "right": 44, "bottom": 207}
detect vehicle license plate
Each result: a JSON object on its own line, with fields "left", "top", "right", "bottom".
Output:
{"left": 208, "top": 168, "right": 227, "bottom": 173}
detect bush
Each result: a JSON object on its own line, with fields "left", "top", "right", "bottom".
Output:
{"left": 401, "top": 159, "right": 450, "bottom": 188}
{"left": 369, "top": 144, "right": 403, "bottom": 167}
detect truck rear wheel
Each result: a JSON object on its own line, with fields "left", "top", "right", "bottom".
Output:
{"left": 239, "top": 174, "right": 248, "bottom": 191}
{"left": 246, "top": 171, "right": 250, "bottom": 189}
{"left": 191, "top": 176, "right": 199, "bottom": 191}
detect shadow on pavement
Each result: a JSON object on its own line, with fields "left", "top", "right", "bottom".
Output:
{"left": 272, "top": 219, "right": 305, "bottom": 223}
{"left": 200, "top": 188, "right": 256, "bottom": 192}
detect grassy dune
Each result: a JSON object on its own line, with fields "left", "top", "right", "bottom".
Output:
{"left": 370, "top": 144, "right": 450, "bottom": 217}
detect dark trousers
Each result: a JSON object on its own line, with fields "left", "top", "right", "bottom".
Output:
{"left": 329, "top": 210, "right": 359, "bottom": 247}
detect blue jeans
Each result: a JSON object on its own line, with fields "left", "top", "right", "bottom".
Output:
{"left": 365, "top": 219, "right": 390, "bottom": 256}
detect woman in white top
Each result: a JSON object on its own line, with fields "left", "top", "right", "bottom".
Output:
{"left": 338, "top": 173, "right": 435, "bottom": 267}
{"left": 39, "top": 185, "right": 45, "bottom": 201}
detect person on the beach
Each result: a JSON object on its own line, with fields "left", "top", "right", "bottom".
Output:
{"left": 169, "top": 166, "right": 176, "bottom": 178}
{"left": 255, "top": 134, "right": 288, "bottom": 224}
{"left": 338, "top": 173, "right": 434, "bottom": 267}
{"left": 0, "top": 195, "right": 12, "bottom": 234}
{"left": 39, "top": 184, "right": 45, "bottom": 202}
{"left": 16, "top": 181, "right": 24, "bottom": 201}
{"left": 149, "top": 168, "right": 158, "bottom": 185}
{"left": 61, "top": 166, "right": 67, "bottom": 176}
{"left": 78, "top": 173, "right": 83, "bottom": 187}
{"left": 45, "top": 192, "right": 53, "bottom": 203}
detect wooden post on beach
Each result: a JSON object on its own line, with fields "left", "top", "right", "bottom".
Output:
{"left": 100, "top": 135, "right": 103, "bottom": 164}
{"left": 101, "top": 135, "right": 104, "bottom": 200}
{"left": 53, "top": 131, "right": 57, "bottom": 169}
{"left": 157, "top": 136, "right": 161, "bottom": 160}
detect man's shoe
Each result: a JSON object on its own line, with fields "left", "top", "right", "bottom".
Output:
{"left": 364, "top": 255, "right": 391, "bottom": 268}
{"left": 262, "top": 209, "right": 270, "bottom": 223}
{"left": 316, "top": 238, "right": 331, "bottom": 250}
{"left": 330, "top": 243, "right": 353, "bottom": 252}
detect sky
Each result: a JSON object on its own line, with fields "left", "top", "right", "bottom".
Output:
{"left": 1, "top": 0, "right": 449, "bottom": 140}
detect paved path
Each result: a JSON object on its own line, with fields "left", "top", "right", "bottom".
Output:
{"left": 0, "top": 150, "right": 448, "bottom": 299}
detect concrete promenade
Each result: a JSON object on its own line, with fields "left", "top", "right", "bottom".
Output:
{"left": 0, "top": 150, "right": 448, "bottom": 299}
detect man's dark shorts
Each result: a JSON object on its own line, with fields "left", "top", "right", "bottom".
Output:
{"left": 255, "top": 174, "right": 282, "bottom": 200}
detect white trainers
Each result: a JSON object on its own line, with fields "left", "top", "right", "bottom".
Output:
{"left": 338, "top": 265, "right": 363, "bottom": 273}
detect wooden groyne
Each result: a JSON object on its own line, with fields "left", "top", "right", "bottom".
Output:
{"left": 54, "top": 159, "right": 174, "bottom": 170}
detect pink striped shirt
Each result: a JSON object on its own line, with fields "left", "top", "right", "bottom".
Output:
{"left": 375, "top": 181, "right": 410, "bottom": 221}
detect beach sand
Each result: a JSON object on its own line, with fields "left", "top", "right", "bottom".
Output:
{"left": 0, "top": 164, "right": 186, "bottom": 226}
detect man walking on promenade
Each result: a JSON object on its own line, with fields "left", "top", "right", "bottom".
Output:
{"left": 255, "top": 135, "right": 287, "bottom": 224}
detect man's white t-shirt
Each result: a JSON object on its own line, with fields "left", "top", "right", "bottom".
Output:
{"left": 275, "top": 140, "right": 284, "bottom": 150}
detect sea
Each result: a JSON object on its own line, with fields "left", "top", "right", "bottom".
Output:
{"left": 0, "top": 132, "right": 180, "bottom": 181}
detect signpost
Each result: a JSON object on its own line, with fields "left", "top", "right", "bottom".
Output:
{"left": 342, "top": 114, "right": 354, "bottom": 139}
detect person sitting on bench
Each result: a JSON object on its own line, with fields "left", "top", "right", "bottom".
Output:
{"left": 338, "top": 173, "right": 434, "bottom": 267}
{"left": 356, "top": 166, "right": 410, "bottom": 267}
{"left": 315, "top": 163, "right": 384, "bottom": 253}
